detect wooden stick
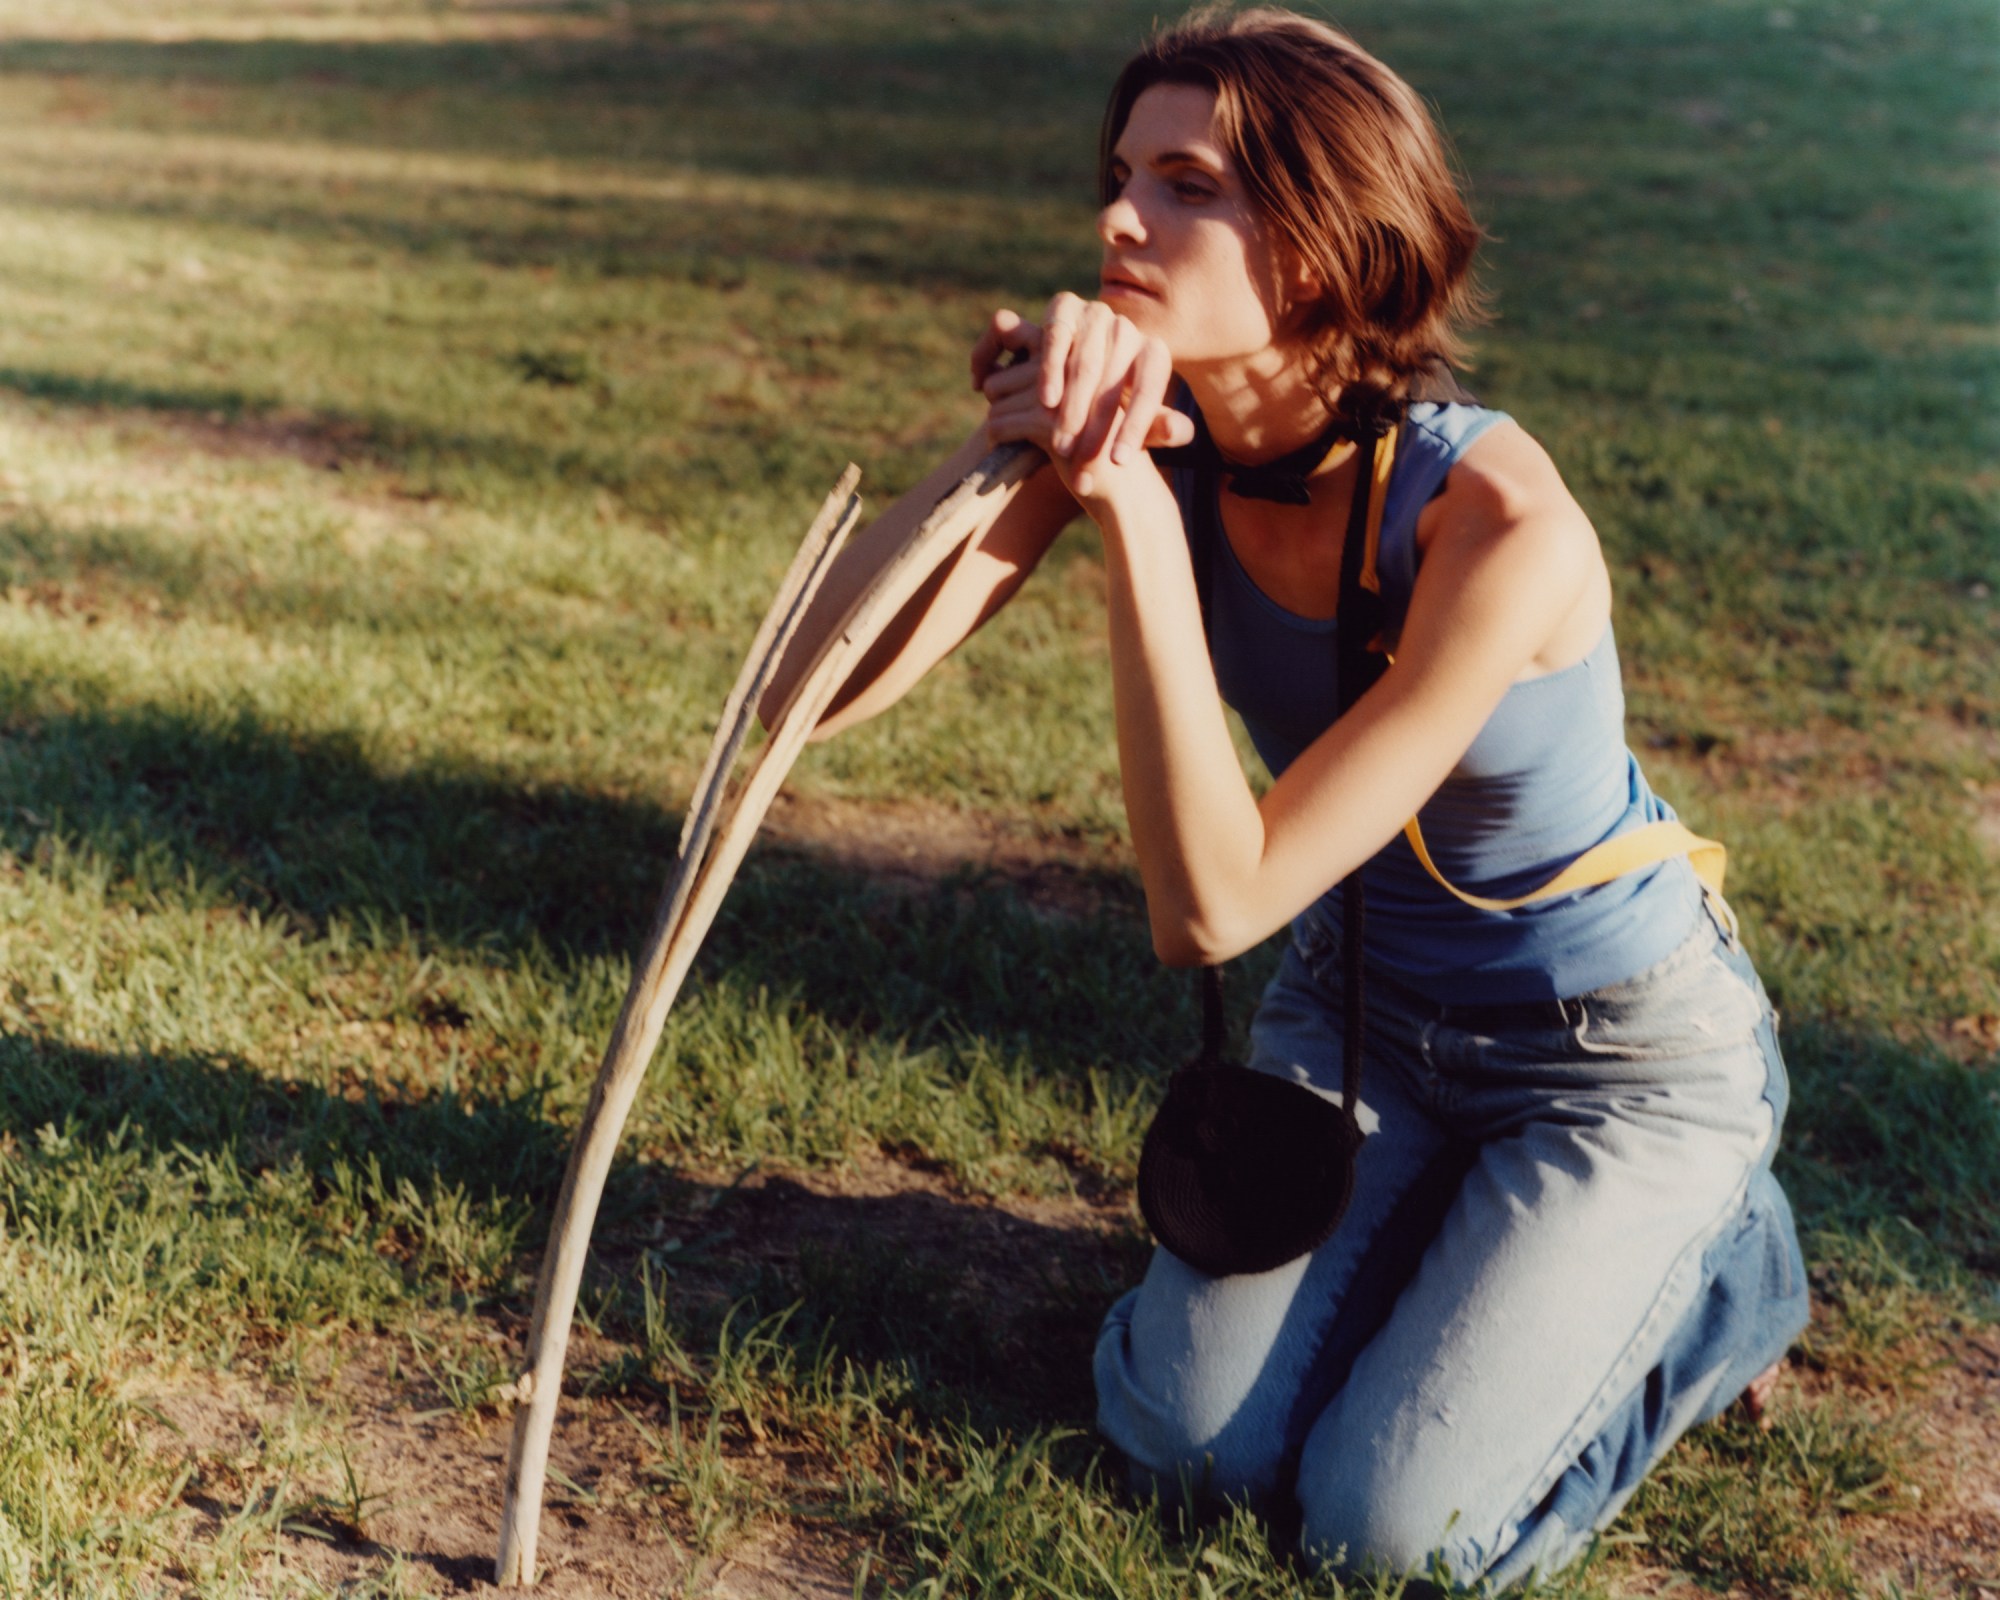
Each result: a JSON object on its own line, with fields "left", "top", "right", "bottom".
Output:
{"left": 494, "top": 469, "right": 857, "bottom": 1587}
{"left": 495, "top": 443, "right": 1036, "bottom": 1586}
{"left": 649, "top": 465, "right": 863, "bottom": 962}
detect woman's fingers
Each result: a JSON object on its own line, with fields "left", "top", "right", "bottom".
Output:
{"left": 978, "top": 294, "right": 1187, "bottom": 491}
{"left": 968, "top": 308, "right": 1015, "bottom": 389}
{"left": 1111, "top": 333, "right": 1179, "bottom": 464}
{"left": 979, "top": 355, "right": 1039, "bottom": 401}
{"left": 1145, "top": 405, "right": 1197, "bottom": 451}
{"left": 1038, "top": 293, "right": 1086, "bottom": 409}
{"left": 970, "top": 307, "right": 1040, "bottom": 390}
{"left": 982, "top": 384, "right": 1057, "bottom": 451}
{"left": 1070, "top": 364, "right": 1131, "bottom": 474}
{"left": 1056, "top": 305, "right": 1118, "bottom": 455}
{"left": 1065, "top": 319, "right": 1165, "bottom": 465}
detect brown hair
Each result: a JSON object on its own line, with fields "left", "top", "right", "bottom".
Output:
{"left": 1100, "top": 6, "right": 1487, "bottom": 423}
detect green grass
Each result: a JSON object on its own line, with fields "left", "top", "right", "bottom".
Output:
{"left": 0, "top": 0, "right": 1993, "bottom": 1594}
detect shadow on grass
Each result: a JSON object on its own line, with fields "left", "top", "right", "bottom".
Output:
{"left": 0, "top": 694, "right": 1177, "bottom": 1071}
{"left": 0, "top": 362, "right": 727, "bottom": 513}
{"left": 0, "top": 697, "right": 680, "bottom": 958}
{"left": 590, "top": 1170, "right": 1141, "bottom": 1434}
{"left": 0, "top": 696, "right": 1989, "bottom": 1423}
{"left": 0, "top": 1027, "right": 570, "bottom": 1217}
{"left": 0, "top": 1025, "right": 1134, "bottom": 1434}
{"left": 1778, "top": 1015, "right": 2000, "bottom": 1280}
{"left": 0, "top": 140, "right": 1095, "bottom": 300}
{"left": 0, "top": 22, "right": 1126, "bottom": 196}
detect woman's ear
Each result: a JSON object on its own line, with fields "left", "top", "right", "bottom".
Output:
{"left": 1272, "top": 247, "right": 1325, "bottom": 337}
{"left": 1287, "top": 251, "right": 1323, "bottom": 305}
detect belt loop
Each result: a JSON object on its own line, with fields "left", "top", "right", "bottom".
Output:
{"left": 1705, "top": 886, "right": 1742, "bottom": 952}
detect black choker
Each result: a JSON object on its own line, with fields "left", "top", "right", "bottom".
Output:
{"left": 1152, "top": 410, "right": 1361, "bottom": 506}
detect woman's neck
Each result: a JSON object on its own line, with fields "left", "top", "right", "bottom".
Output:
{"left": 1179, "top": 353, "right": 1340, "bottom": 467}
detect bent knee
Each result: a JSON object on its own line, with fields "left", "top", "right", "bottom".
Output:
{"left": 1298, "top": 1470, "right": 1495, "bottom": 1585}
{"left": 1092, "top": 1294, "right": 1288, "bottom": 1511}
{"left": 1093, "top": 1375, "right": 1288, "bottom": 1513}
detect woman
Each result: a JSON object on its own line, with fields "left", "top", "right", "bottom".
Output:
{"left": 766, "top": 8, "right": 1808, "bottom": 1587}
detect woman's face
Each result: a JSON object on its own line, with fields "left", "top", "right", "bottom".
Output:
{"left": 1097, "top": 83, "right": 1299, "bottom": 369}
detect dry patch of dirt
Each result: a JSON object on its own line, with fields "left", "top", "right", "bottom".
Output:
{"left": 132, "top": 1315, "right": 876, "bottom": 1598}
{"left": 0, "top": 575, "right": 178, "bottom": 628}
{"left": 131, "top": 1149, "right": 1138, "bottom": 1598}
{"left": 138, "top": 407, "right": 382, "bottom": 477}
{"left": 1647, "top": 715, "right": 2000, "bottom": 820}
{"left": 139, "top": 1347, "right": 699, "bottom": 1598}
{"left": 760, "top": 790, "right": 1137, "bottom": 919}
{"left": 1844, "top": 1329, "right": 2000, "bottom": 1589}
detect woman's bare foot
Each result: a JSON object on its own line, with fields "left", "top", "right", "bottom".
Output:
{"left": 1737, "top": 1359, "right": 1784, "bottom": 1431}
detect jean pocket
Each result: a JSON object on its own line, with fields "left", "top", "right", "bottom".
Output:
{"left": 1572, "top": 936, "right": 1768, "bottom": 1065}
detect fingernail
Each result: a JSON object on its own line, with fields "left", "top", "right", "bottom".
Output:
{"left": 1111, "top": 442, "right": 1130, "bottom": 465}
{"left": 1052, "top": 432, "right": 1073, "bottom": 455}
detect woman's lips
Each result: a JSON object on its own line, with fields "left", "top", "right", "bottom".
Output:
{"left": 1100, "top": 271, "right": 1160, "bottom": 300}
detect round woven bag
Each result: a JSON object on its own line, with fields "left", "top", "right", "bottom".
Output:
{"left": 1137, "top": 1053, "right": 1362, "bottom": 1278}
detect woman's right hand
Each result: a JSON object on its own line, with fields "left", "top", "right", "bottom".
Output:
{"left": 970, "top": 294, "right": 1193, "bottom": 503}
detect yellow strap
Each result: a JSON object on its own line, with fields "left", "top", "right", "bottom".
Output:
{"left": 1358, "top": 423, "right": 1397, "bottom": 598}
{"left": 1364, "top": 425, "right": 1730, "bottom": 931}
{"left": 1402, "top": 814, "right": 1727, "bottom": 911}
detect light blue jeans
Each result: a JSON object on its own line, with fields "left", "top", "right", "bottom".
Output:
{"left": 1095, "top": 898, "right": 1809, "bottom": 1588}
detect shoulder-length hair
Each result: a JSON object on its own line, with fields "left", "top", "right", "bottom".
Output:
{"left": 1100, "top": 7, "right": 1487, "bottom": 424}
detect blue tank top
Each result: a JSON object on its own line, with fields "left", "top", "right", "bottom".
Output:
{"left": 1173, "top": 400, "right": 1703, "bottom": 1004}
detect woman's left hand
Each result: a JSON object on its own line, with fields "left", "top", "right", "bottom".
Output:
{"left": 971, "top": 294, "right": 1193, "bottom": 504}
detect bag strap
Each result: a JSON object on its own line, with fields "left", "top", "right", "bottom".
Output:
{"left": 1198, "top": 963, "right": 1226, "bottom": 1068}
{"left": 1356, "top": 421, "right": 1397, "bottom": 605}
{"left": 1186, "top": 422, "right": 1392, "bottom": 1116}
{"left": 1333, "top": 424, "right": 1393, "bottom": 1118}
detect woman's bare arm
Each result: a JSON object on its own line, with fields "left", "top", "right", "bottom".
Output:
{"left": 977, "top": 298, "right": 1607, "bottom": 967}
{"left": 758, "top": 302, "right": 1195, "bottom": 740}
{"left": 1092, "top": 423, "right": 1604, "bottom": 964}
{"left": 756, "top": 428, "right": 1080, "bottom": 740}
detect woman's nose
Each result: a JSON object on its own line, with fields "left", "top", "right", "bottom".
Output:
{"left": 1097, "top": 192, "right": 1145, "bottom": 247}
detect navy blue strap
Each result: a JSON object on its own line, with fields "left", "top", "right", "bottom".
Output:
{"left": 1334, "top": 426, "right": 1392, "bottom": 1115}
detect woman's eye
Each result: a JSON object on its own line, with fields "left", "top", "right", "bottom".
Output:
{"left": 1171, "top": 179, "right": 1215, "bottom": 201}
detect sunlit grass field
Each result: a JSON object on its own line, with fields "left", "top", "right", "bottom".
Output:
{"left": 0, "top": 0, "right": 1993, "bottom": 1595}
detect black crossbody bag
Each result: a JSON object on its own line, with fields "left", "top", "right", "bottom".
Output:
{"left": 1136, "top": 422, "right": 1394, "bottom": 1279}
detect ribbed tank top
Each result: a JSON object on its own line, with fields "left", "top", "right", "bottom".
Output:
{"left": 1172, "top": 400, "right": 1702, "bottom": 1004}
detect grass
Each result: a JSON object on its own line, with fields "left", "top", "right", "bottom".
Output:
{"left": 0, "top": 0, "right": 1992, "bottom": 1594}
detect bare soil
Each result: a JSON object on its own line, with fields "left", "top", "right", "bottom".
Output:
{"left": 136, "top": 1150, "right": 1141, "bottom": 1598}
{"left": 127, "top": 1140, "right": 1999, "bottom": 1598}
{"left": 1842, "top": 1328, "right": 2000, "bottom": 1591}
{"left": 760, "top": 789, "right": 1137, "bottom": 919}
{"left": 145, "top": 1353, "right": 697, "bottom": 1599}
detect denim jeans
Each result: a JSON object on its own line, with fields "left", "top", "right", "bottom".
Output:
{"left": 1094, "top": 898, "right": 1809, "bottom": 1588}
